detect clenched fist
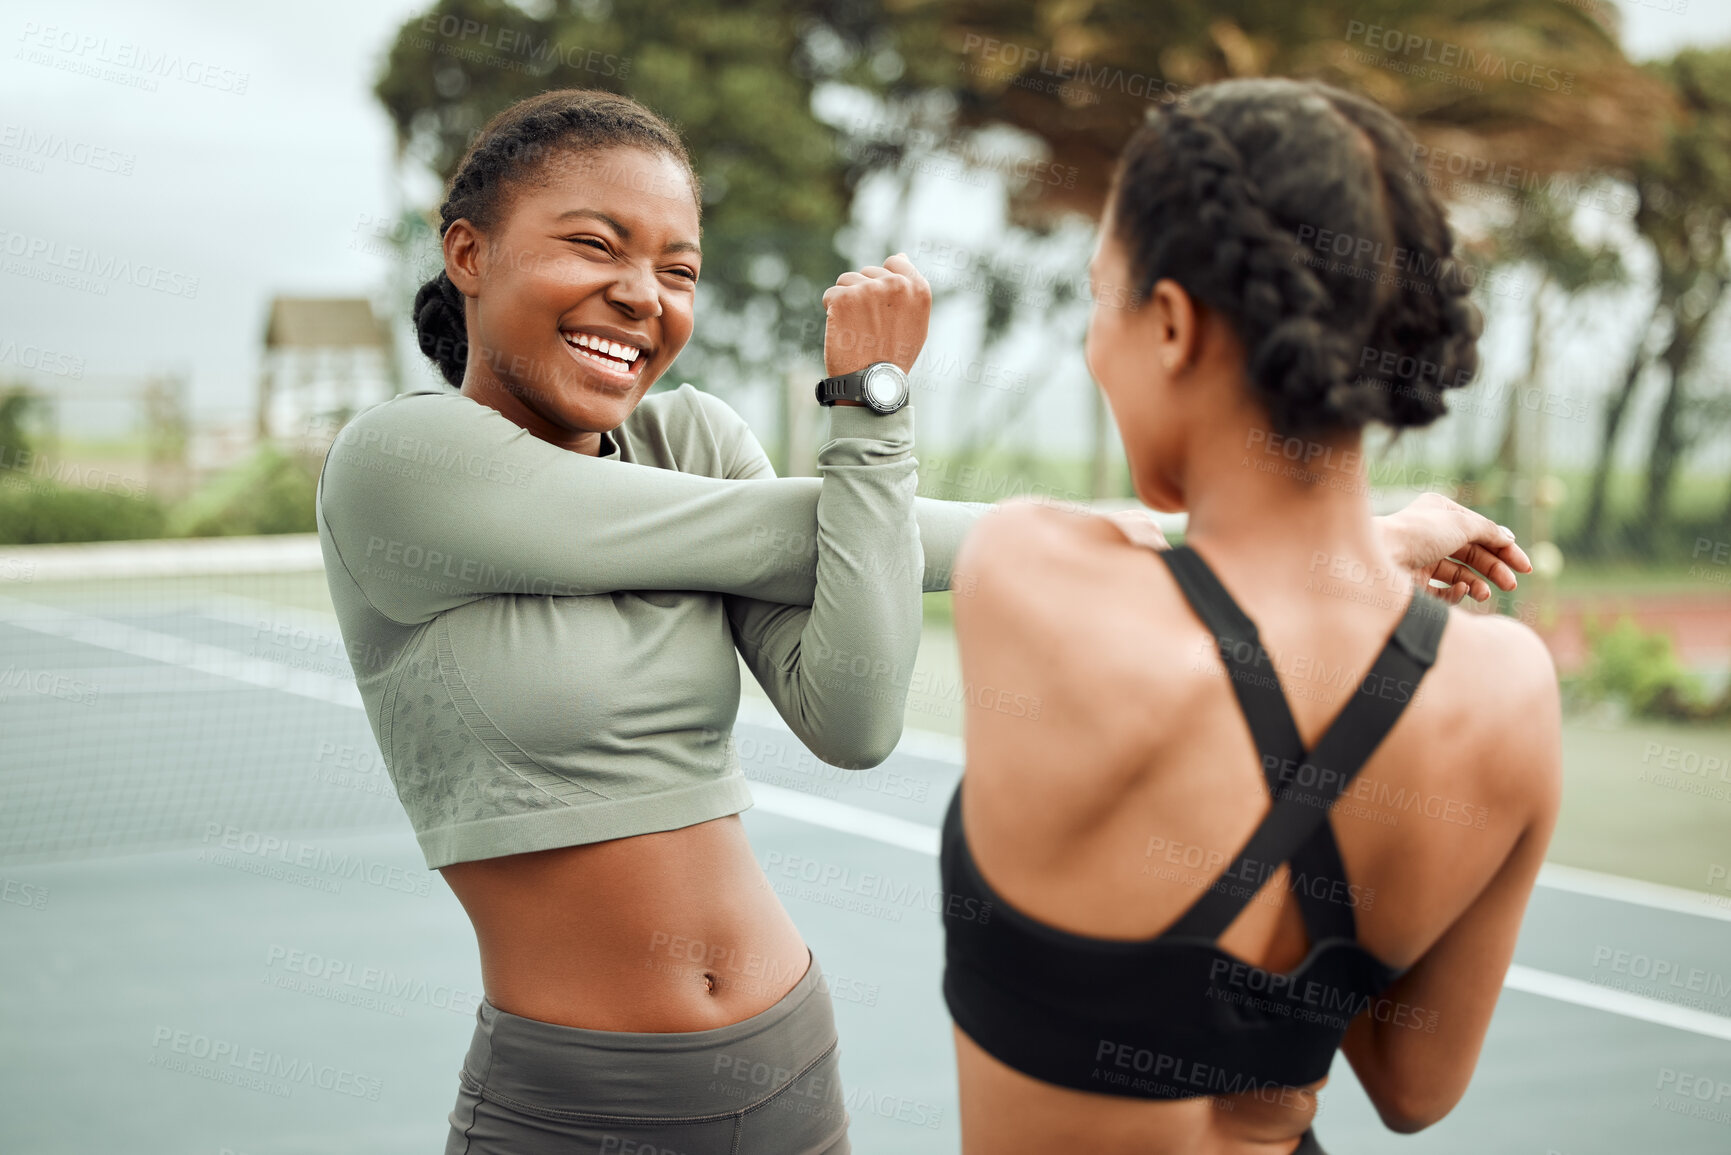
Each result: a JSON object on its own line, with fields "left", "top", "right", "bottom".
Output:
{"left": 821, "top": 253, "right": 932, "bottom": 379}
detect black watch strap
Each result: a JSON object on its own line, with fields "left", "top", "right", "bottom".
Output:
{"left": 815, "top": 362, "right": 909, "bottom": 412}
{"left": 815, "top": 374, "right": 862, "bottom": 405}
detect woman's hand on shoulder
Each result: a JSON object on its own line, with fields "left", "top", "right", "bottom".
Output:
{"left": 1375, "top": 493, "right": 1531, "bottom": 604}
{"left": 1099, "top": 507, "right": 1168, "bottom": 551}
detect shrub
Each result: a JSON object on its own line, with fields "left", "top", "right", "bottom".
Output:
{"left": 0, "top": 474, "right": 169, "bottom": 543}
{"left": 1572, "top": 616, "right": 1727, "bottom": 722}
{"left": 164, "top": 444, "right": 320, "bottom": 538}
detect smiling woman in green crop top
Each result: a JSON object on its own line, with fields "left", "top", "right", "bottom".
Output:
{"left": 316, "top": 89, "right": 978, "bottom": 1155}
{"left": 317, "top": 89, "right": 1535, "bottom": 1155}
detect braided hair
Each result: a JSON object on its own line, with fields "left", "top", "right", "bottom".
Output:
{"left": 1109, "top": 78, "right": 1481, "bottom": 436}
{"left": 412, "top": 90, "right": 699, "bottom": 388}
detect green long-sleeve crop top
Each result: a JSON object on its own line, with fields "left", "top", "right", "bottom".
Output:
{"left": 314, "top": 383, "right": 991, "bottom": 869}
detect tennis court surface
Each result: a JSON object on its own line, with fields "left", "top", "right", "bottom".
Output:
{"left": 2, "top": 544, "right": 1729, "bottom": 1154}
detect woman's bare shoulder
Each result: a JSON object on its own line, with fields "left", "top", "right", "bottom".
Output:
{"left": 1438, "top": 603, "right": 1560, "bottom": 708}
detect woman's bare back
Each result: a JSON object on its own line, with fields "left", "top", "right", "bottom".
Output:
{"left": 947, "top": 499, "right": 1561, "bottom": 1154}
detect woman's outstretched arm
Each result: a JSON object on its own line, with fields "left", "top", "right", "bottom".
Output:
{"left": 316, "top": 385, "right": 990, "bottom": 627}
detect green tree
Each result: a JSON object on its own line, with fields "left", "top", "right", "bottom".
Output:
{"left": 1578, "top": 48, "right": 1731, "bottom": 554}
{"left": 1480, "top": 187, "right": 1624, "bottom": 545}
{"left": 0, "top": 386, "right": 39, "bottom": 472}
{"left": 372, "top": 0, "right": 1673, "bottom": 490}
{"left": 873, "top": 0, "right": 1668, "bottom": 223}
{"left": 857, "top": 0, "right": 1668, "bottom": 497}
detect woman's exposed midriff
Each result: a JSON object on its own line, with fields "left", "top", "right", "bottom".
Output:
{"left": 439, "top": 814, "right": 812, "bottom": 1032}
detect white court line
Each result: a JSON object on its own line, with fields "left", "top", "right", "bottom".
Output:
{"left": 0, "top": 596, "right": 360, "bottom": 708}
{"left": 747, "top": 769, "right": 1731, "bottom": 931}
{"left": 0, "top": 665, "right": 261, "bottom": 696}
{"left": 736, "top": 697, "right": 967, "bottom": 766}
{"left": 1503, "top": 965, "right": 1731, "bottom": 1042}
{"left": 1537, "top": 862, "right": 1731, "bottom": 924}
{"left": 748, "top": 782, "right": 941, "bottom": 855}
{"left": 11, "top": 595, "right": 1731, "bottom": 1042}
{"left": 0, "top": 533, "right": 325, "bottom": 582}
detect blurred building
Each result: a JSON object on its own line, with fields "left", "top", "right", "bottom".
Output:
{"left": 256, "top": 297, "right": 398, "bottom": 454}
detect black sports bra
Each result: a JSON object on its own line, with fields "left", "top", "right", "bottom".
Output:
{"left": 939, "top": 543, "right": 1448, "bottom": 1100}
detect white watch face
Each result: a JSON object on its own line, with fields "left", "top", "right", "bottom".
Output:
{"left": 863, "top": 364, "right": 904, "bottom": 409}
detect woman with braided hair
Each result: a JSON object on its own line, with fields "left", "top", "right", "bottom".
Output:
{"left": 939, "top": 78, "right": 1558, "bottom": 1154}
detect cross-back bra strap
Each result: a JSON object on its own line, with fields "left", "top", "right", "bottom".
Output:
{"left": 1286, "top": 823, "right": 1357, "bottom": 940}
{"left": 1162, "top": 543, "right": 1359, "bottom": 939}
{"left": 1158, "top": 545, "right": 1305, "bottom": 793}
{"left": 1163, "top": 588, "right": 1448, "bottom": 941}
{"left": 1281, "top": 589, "right": 1447, "bottom": 812}
{"left": 1283, "top": 586, "right": 1449, "bottom": 941}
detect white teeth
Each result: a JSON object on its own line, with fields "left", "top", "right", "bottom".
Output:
{"left": 562, "top": 332, "right": 642, "bottom": 365}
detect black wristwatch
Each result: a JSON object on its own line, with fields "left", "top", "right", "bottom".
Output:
{"left": 815, "top": 362, "right": 910, "bottom": 414}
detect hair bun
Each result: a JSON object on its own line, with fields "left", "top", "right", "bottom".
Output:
{"left": 412, "top": 271, "right": 468, "bottom": 388}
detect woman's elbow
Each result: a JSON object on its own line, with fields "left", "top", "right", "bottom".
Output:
{"left": 1378, "top": 1106, "right": 1447, "bottom": 1135}
{"left": 813, "top": 718, "right": 903, "bottom": 771}
{"left": 1369, "top": 1082, "right": 1463, "bottom": 1134}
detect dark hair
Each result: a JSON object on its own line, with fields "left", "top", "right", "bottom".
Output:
{"left": 413, "top": 89, "right": 699, "bottom": 388}
{"left": 1109, "top": 78, "right": 1481, "bottom": 436}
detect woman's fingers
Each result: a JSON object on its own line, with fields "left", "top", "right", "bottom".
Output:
{"left": 1429, "top": 558, "right": 1492, "bottom": 602}
{"left": 1426, "top": 569, "right": 1471, "bottom": 604}
{"left": 1496, "top": 537, "right": 1533, "bottom": 576}
{"left": 882, "top": 253, "right": 931, "bottom": 294}
{"left": 1447, "top": 544, "right": 1518, "bottom": 591}
{"left": 1450, "top": 505, "right": 1532, "bottom": 575}
{"left": 1103, "top": 509, "right": 1167, "bottom": 550}
{"left": 821, "top": 273, "right": 875, "bottom": 308}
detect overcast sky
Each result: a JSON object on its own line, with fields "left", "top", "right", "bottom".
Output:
{"left": 2, "top": 0, "right": 1727, "bottom": 447}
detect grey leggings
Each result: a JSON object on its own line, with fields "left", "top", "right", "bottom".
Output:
{"left": 444, "top": 950, "right": 850, "bottom": 1154}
